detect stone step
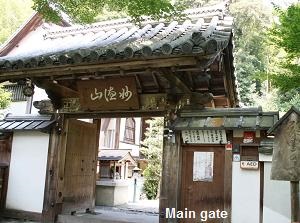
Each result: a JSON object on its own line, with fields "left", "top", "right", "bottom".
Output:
{"left": 57, "top": 214, "right": 131, "bottom": 223}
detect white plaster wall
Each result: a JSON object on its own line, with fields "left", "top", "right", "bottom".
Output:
{"left": 99, "top": 118, "right": 116, "bottom": 149}
{"left": 119, "top": 117, "right": 141, "bottom": 157}
{"left": 6, "top": 131, "right": 49, "bottom": 213}
{"left": 263, "top": 162, "right": 290, "bottom": 223}
{"left": 119, "top": 142, "right": 139, "bottom": 157}
{"left": 30, "top": 87, "right": 49, "bottom": 114}
{"left": 232, "top": 162, "right": 260, "bottom": 223}
{"left": 4, "top": 101, "right": 28, "bottom": 115}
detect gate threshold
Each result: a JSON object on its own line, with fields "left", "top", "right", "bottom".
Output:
{"left": 57, "top": 208, "right": 158, "bottom": 223}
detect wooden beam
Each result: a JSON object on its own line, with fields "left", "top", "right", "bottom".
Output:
{"left": 34, "top": 80, "right": 79, "bottom": 98}
{"left": 160, "top": 68, "right": 191, "bottom": 94}
{"left": 0, "top": 56, "right": 199, "bottom": 80}
{"left": 223, "top": 46, "right": 236, "bottom": 107}
{"left": 151, "top": 72, "right": 160, "bottom": 90}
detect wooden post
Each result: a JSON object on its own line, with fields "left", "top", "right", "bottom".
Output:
{"left": 291, "top": 181, "right": 300, "bottom": 223}
{"left": 92, "top": 119, "right": 101, "bottom": 213}
{"left": 42, "top": 114, "right": 65, "bottom": 223}
{"left": 114, "top": 162, "right": 116, "bottom": 179}
{"left": 159, "top": 113, "right": 181, "bottom": 223}
{"left": 125, "top": 162, "right": 129, "bottom": 179}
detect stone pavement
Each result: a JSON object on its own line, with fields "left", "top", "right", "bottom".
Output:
{"left": 0, "top": 218, "right": 38, "bottom": 223}
{"left": 0, "top": 200, "right": 159, "bottom": 223}
{"left": 100, "top": 199, "right": 159, "bottom": 214}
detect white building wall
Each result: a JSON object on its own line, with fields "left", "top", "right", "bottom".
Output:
{"left": 6, "top": 131, "right": 49, "bottom": 213}
{"left": 119, "top": 117, "right": 141, "bottom": 157}
{"left": 232, "top": 162, "right": 260, "bottom": 223}
{"left": 4, "top": 101, "right": 28, "bottom": 115}
{"left": 2, "top": 86, "right": 48, "bottom": 116}
{"left": 262, "top": 161, "right": 291, "bottom": 223}
{"left": 30, "top": 87, "right": 49, "bottom": 114}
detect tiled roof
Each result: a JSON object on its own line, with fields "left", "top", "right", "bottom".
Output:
{"left": 0, "top": 3, "right": 233, "bottom": 71}
{"left": 99, "top": 149, "right": 136, "bottom": 164}
{"left": 268, "top": 106, "right": 300, "bottom": 134}
{"left": 0, "top": 114, "right": 55, "bottom": 132}
{"left": 172, "top": 107, "right": 279, "bottom": 130}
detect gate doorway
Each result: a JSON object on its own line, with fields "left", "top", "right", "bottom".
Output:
{"left": 56, "top": 116, "right": 162, "bottom": 222}
{"left": 61, "top": 119, "right": 98, "bottom": 214}
{"left": 180, "top": 146, "right": 225, "bottom": 223}
{"left": 0, "top": 3, "right": 237, "bottom": 222}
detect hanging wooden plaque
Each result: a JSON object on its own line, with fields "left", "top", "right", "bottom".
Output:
{"left": 182, "top": 129, "right": 227, "bottom": 144}
{"left": 77, "top": 77, "right": 139, "bottom": 111}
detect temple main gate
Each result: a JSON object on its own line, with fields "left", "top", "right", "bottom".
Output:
{"left": 0, "top": 3, "right": 241, "bottom": 223}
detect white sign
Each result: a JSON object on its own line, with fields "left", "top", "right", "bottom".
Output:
{"left": 233, "top": 154, "right": 240, "bottom": 162}
{"left": 182, "top": 130, "right": 227, "bottom": 144}
{"left": 193, "top": 152, "right": 214, "bottom": 182}
{"left": 240, "top": 161, "right": 259, "bottom": 170}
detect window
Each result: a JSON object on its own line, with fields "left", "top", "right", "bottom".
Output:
{"left": 124, "top": 118, "right": 135, "bottom": 144}
{"left": 103, "top": 129, "right": 115, "bottom": 148}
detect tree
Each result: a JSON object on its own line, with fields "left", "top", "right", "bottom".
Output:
{"left": 0, "top": 0, "right": 33, "bottom": 44}
{"left": 32, "top": 0, "right": 184, "bottom": 24}
{"left": 229, "top": 0, "right": 273, "bottom": 106}
{"left": 0, "top": 87, "right": 11, "bottom": 109}
{"left": 268, "top": 3, "right": 300, "bottom": 92}
{"left": 0, "top": 85, "right": 11, "bottom": 117}
{"left": 140, "top": 117, "right": 164, "bottom": 200}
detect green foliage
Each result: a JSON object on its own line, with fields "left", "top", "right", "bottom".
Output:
{"left": 269, "top": 3, "right": 300, "bottom": 59}
{"left": 280, "top": 92, "right": 300, "bottom": 112}
{"left": 142, "top": 163, "right": 161, "bottom": 199}
{"left": 229, "top": 0, "right": 272, "bottom": 106}
{"left": 276, "top": 88, "right": 300, "bottom": 112}
{"left": 141, "top": 117, "right": 163, "bottom": 200}
{"left": 267, "top": 3, "right": 300, "bottom": 92}
{"left": 0, "top": 86, "right": 11, "bottom": 109}
{"left": 0, "top": 0, "right": 33, "bottom": 44}
{"left": 32, "top": 0, "right": 184, "bottom": 24}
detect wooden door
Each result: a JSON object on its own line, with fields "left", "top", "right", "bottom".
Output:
{"left": 180, "top": 146, "right": 225, "bottom": 223}
{"left": 0, "top": 133, "right": 12, "bottom": 209}
{"left": 62, "top": 119, "right": 97, "bottom": 214}
{"left": 0, "top": 167, "right": 6, "bottom": 209}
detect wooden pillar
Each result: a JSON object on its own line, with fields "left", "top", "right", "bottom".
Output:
{"left": 224, "top": 145, "right": 232, "bottom": 223}
{"left": 120, "top": 162, "right": 125, "bottom": 179}
{"left": 291, "top": 181, "right": 300, "bottom": 223}
{"left": 42, "top": 114, "right": 66, "bottom": 223}
{"left": 114, "top": 162, "right": 117, "bottom": 179}
{"left": 92, "top": 119, "right": 101, "bottom": 212}
{"left": 159, "top": 115, "right": 181, "bottom": 223}
{"left": 125, "top": 162, "right": 129, "bottom": 179}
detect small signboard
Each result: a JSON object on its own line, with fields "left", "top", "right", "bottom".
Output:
{"left": 233, "top": 154, "right": 240, "bottom": 162}
{"left": 77, "top": 77, "right": 139, "bottom": 111}
{"left": 193, "top": 152, "right": 214, "bottom": 182}
{"left": 243, "top": 131, "right": 255, "bottom": 143}
{"left": 182, "top": 130, "right": 227, "bottom": 144}
{"left": 240, "top": 161, "right": 259, "bottom": 170}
